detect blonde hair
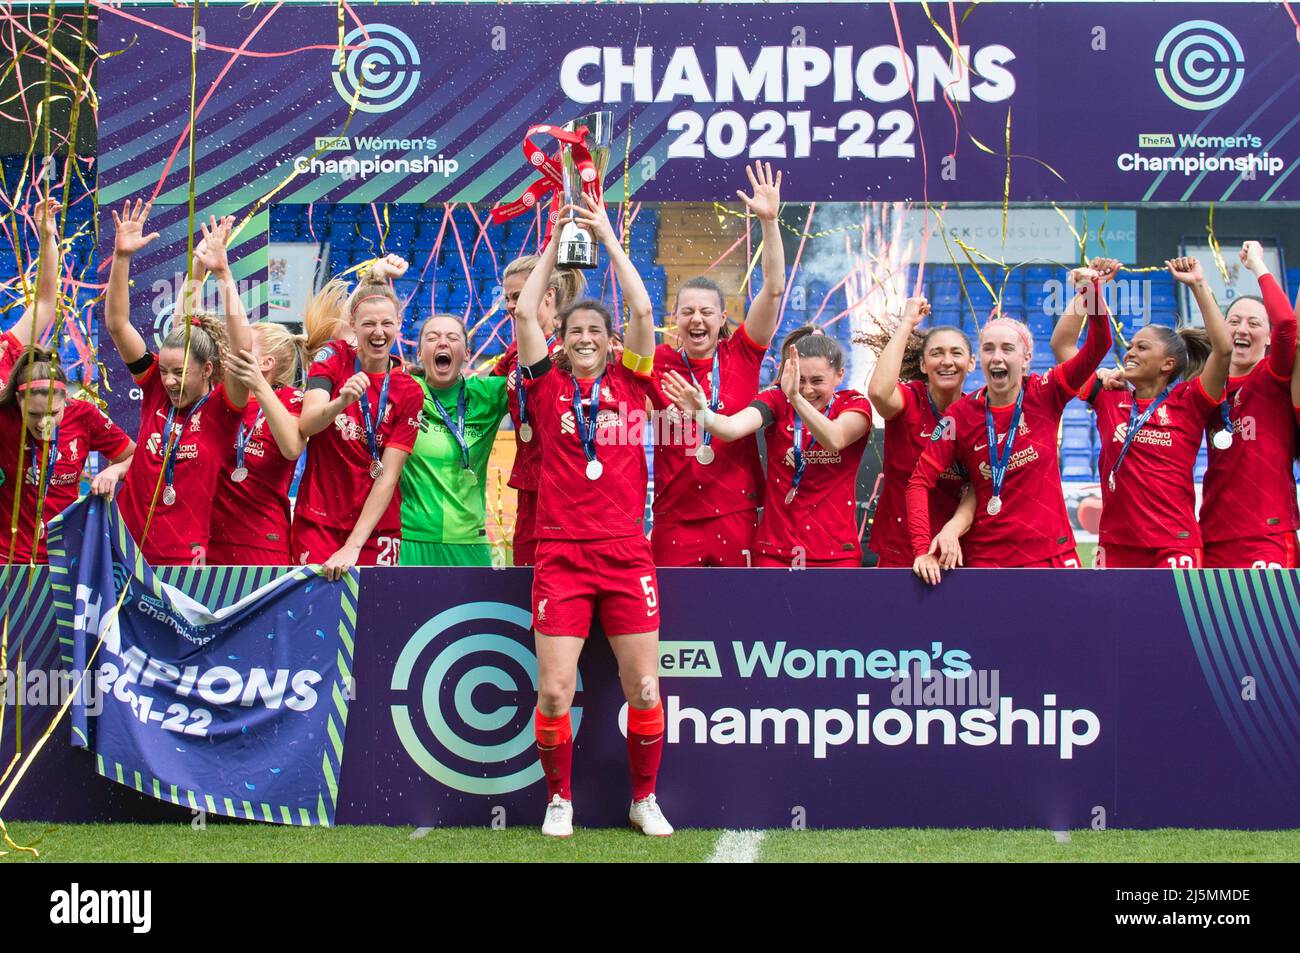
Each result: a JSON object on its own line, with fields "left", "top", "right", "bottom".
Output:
{"left": 253, "top": 322, "right": 309, "bottom": 388}
{"left": 161, "top": 310, "right": 228, "bottom": 381}
{"left": 303, "top": 278, "right": 350, "bottom": 354}
{"left": 348, "top": 279, "right": 402, "bottom": 320}
{"left": 502, "top": 255, "right": 588, "bottom": 311}
{"left": 980, "top": 316, "right": 1033, "bottom": 360}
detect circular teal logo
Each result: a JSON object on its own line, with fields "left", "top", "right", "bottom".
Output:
{"left": 332, "top": 24, "right": 422, "bottom": 114}
{"left": 390, "top": 601, "right": 582, "bottom": 795}
{"left": 1155, "top": 20, "right": 1244, "bottom": 112}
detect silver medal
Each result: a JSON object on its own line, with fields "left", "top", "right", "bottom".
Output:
{"left": 585, "top": 459, "right": 603, "bottom": 481}
{"left": 230, "top": 466, "right": 249, "bottom": 483}
{"left": 784, "top": 488, "right": 798, "bottom": 505}
{"left": 1212, "top": 429, "right": 1233, "bottom": 451}
{"left": 986, "top": 495, "right": 1002, "bottom": 516}
{"left": 462, "top": 469, "right": 478, "bottom": 487}
{"left": 369, "top": 459, "right": 384, "bottom": 480}
{"left": 519, "top": 423, "right": 534, "bottom": 444}
{"left": 163, "top": 485, "right": 177, "bottom": 506}
{"left": 695, "top": 444, "right": 715, "bottom": 466}
{"left": 1108, "top": 472, "right": 1116, "bottom": 492}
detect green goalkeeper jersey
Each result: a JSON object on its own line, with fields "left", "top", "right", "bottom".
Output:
{"left": 399, "top": 374, "right": 508, "bottom": 544}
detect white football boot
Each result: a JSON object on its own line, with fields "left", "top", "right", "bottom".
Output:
{"left": 541, "top": 794, "right": 574, "bottom": 838}
{"left": 629, "top": 793, "right": 674, "bottom": 836}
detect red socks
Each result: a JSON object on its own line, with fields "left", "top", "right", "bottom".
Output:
{"left": 626, "top": 701, "right": 665, "bottom": 801}
{"left": 536, "top": 703, "right": 665, "bottom": 802}
{"left": 534, "top": 708, "right": 573, "bottom": 800}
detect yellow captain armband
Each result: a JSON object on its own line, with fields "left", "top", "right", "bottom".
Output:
{"left": 622, "top": 348, "right": 654, "bottom": 376}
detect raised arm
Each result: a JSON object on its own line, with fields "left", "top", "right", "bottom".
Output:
{"left": 1050, "top": 258, "right": 1120, "bottom": 364}
{"left": 659, "top": 369, "right": 765, "bottom": 441}
{"left": 1055, "top": 268, "right": 1115, "bottom": 394}
{"left": 194, "top": 216, "right": 253, "bottom": 404}
{"left": 867, "top": 297, "right": 928, "bottom": 419}
{"left": 105, "top": 199, "right": 159, "bottom": 365}
{"left": 1168, "top": 257, "right": 1232, "bottom": 400}
{"left": 1239, "top": 241, "right": 1298, "bottom": 381}
{"left": 227, "top": 348, "right": 306, "bottom": 460}
{"left": 573, "top": 192, "right": 654, "bottom": 357}
{"left": 781, "top": 352, "right": 870, "bottom": 453}
{"left": 514, "top": 223, "right": 560, "bottom": 367}
{"left": 9, "top": 198, "right": 62, "bottom": 347}
{"left": 736, "top": 161, "right": 785, "bottom": 348}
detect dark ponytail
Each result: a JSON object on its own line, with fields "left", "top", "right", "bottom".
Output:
{"left": 1145, "top": 325, "right": 1212, "bottom": 381}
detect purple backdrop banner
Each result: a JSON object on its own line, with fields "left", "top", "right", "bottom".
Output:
{"left": 96, "top": 2, "right": 1300, "bottom": 432}
{"left": 6, "top": 567, "right": 1300, "bottom": 828}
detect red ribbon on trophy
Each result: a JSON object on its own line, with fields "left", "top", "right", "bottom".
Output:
{"left": 490, "top": 122, "right": 601, "bottom": 241}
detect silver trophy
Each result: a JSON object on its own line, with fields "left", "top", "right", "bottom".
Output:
{"left": 556, "top": 111, "right": 613, "bottom": 269}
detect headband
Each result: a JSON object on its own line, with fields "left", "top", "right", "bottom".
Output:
{"left": 352, "top": 293, "right": 395, "bottom": 310}
{"left": 17, "top": 379, "right": 67, "bottom": 393}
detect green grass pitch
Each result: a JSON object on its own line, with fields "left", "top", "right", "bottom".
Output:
{"left": 2, "top": 823, "right": 1296, "bottom": 862}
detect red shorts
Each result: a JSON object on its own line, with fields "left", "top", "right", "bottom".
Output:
{"left": 290, "top": 516, "right": 401, "bottom": 567}
{"left": 205, "top": 540, "right": 293, "bottom": 566}
{"left": 1019, "top": 551, "right": 1082, "bottom": 569}
{"left": 754, "top": 553, "right": 861, "bottom": 569}
{"left": 532, "top": 535, "right": 659, "bottom": 638}
{"left": 651, "top": 509, "right": 758, "bottom": 567}
{"left": 1096, "top": 543, "right": 1202, "bottom": 569}
{"left": 873, "top": 554, "right": 914, "bottom": 569}
{"left": 513, "top": 488, "right": 539, "bottom": 566}
{"left": 1203, "top": 532, "right": 1298, "bottom": 569}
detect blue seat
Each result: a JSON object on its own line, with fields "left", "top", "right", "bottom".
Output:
{"left": 1150, "top": 311, "right": 1177, "bottom": 328}
{"left": 1062, "top": 425, "right": 1093, "bottom": 450}
{"left": 933, "top": 310, "right": 962, "bottom": 328}
{"left": 1061, "top": 453, "right": 1095, "bottom": 479}
{"left": 1028, "top": 312, "right": 1054, "bottom": 336}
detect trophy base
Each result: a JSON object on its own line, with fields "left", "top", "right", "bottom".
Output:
{"left": 556, "top": 221, "right": 598, "bottom": 269}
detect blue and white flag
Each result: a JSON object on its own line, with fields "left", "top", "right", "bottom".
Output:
{"left": 46, "top": 496, "right": 358, "bottom": 826}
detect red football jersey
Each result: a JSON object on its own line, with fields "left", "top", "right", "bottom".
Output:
{"left": 906, "top": 311, "right": 1112, "bottom": 564}
{"left": 496, "top": 337, "right": 565, "bottom": 492}
{"left": 650, "top": 326, "right": 766, "bottom": 526}
{"left": 871, "top": 380, "right": 966, "bottom": 565}
{"left": 751, "top": 387, "right": 873, "bottom": 562}
{"left": 1091, "top": 377, "right": 1219, "bottom": 549}
{"left": 295, "top": 341, "right": 423, "bottom": 534}
{"left": 118, "top": 358, "right": 244, "bottom": 563}
{"left": 1200, "top": 274, "right": 1299, "bottom": 543}
{"left": 0, "top": 398, "right": 131, "bottom": 563}
{"left": 209, "top": 385, "right": 304, "bottom": 552}
{"left": 523, "top": 357, "right": 655, "bottom": 541}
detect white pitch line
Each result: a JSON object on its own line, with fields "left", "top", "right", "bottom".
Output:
{"left": 707, "top": 829, "right": 766, "bottom": 863}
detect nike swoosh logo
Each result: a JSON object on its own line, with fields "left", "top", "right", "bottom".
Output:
{"left": 639, "top": 735, "right": 663, "bottom": 745}
{"left": 537, "top": 744, "right": 561, "bottom": 752}
{"left": 973, "top": 443, "right": 988, "bottom": 451}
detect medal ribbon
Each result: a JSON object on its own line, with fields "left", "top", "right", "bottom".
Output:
{"left": 1217, "top": 400, "right": 1233, "bottom": 441}
{"left": 429, "top": 379, "right": 472, "bottom": 473}
{"left": 161, "top": 392, "right": 211, "bottom": 493}
{"left": 790, "top": 400, "right": 833, "bottom": 495}
{"left": 233, "top": 404, "right": 265, "bottom": 475}
{"left": 572, "top": 373, "right": 604, "bottom": 465}
{"left": 984, "top": 386, "right": 1025, "bottom": 503}
{"left": 27, "top": 423, "right": 60, "bottom": 496}
{"left": 1111, "top": 385, "right": 1174, "bottom": 482}
{"left": 680, "top": 348, "right": 720, "bottom": 451}
{"left": 354, "top": 357, "right": 391, "bottom": 471}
